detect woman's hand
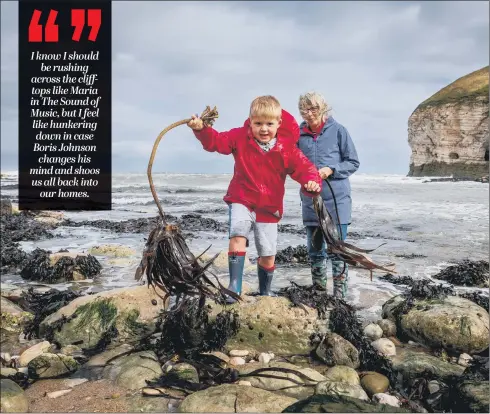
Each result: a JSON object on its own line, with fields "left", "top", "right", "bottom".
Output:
{"left": 187, "top": 114, "right": 204, "bottom": 131}
{"left": 318, "top": 167, "right": 333, "bottom": 179}
{"left": 304, "top": 180, "right": 321, "bottom": 193}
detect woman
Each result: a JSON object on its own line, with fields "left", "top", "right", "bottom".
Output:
{"left": 297, "top": 92, "right": 360, "bottom": 298}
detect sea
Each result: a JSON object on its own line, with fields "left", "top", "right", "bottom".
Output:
{"left": 1, "top": 172, "right": 488, "bottom": 321}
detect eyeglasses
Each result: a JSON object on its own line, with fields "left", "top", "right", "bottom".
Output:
{"left": 300, "top": 107, "right": 320, "bottom": 115}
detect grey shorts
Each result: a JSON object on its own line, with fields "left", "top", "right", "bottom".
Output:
{"left": 228, "top": 203, "right": 278, "bottom": 257}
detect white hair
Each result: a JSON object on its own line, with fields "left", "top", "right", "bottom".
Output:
{"left": 298, "top": 91, "right": 331, "bottom": 119}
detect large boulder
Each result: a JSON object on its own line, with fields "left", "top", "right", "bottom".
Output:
{"left": 237, "top": 361, "right": 325, "bottom": 399}
{"left": 315, "top": 333, "right": 360, "bottom": 369}
{"left": 179, "top": 383, "right": 298, "bottom": 413}
{"left": 40, "top": 286, "right": 167, "bottom": 350}
{"left": 282, "top": 394, "right": 410, "bottom": 413}
{"left": 0, "top": 296, "right": 33, "bottom": 333}
{"left": 457, "top": 380, "right": 490, "bottom": 413}
{"left": 101, "top": 351, "right": 163, "bottom": 390}
{"left": 382, "top": 295, "right": 489, "bottom": 354}
{"left": 207, "top": 296, "right": 328, "bottom": 355}
{"left": 28, "top": 353, "right": 79, "bottom": 379}
{"left": 390, "top": 348, "right": 465, "bottom": 381}
{"left": 0, "top": 379, "right": 29, "bottom": 412}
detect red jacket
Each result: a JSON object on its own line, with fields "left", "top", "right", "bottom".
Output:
{"left": 193, "top": 110, "right": 322, "bottom": 223}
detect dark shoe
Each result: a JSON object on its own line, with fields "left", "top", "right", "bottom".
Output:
{"left": 257, "top": 263, "right": 276, "bottom": 296}
{"left": 226, "top": 251, "right": 245, "bottom": 304}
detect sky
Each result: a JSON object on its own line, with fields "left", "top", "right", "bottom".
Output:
{"left": 1, "top": 1, "right": 488, "bottom": 175}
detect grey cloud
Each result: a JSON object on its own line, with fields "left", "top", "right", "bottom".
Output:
{"left": 1, "top": 1, "right": 488, "bottom": 175}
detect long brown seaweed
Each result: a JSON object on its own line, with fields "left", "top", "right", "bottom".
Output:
{"left": 135, "top": 106, "right": 241, "bottom": 305}
{"left": 313, "top": 193, "right": 396, "bottom": 277}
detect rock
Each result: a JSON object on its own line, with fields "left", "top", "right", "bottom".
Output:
{"left": 205, "top": 351, "right": 229, "bottom": 364}
{"left": 371, "top": 338, "right": 396, "bottom": 356}
{"left": 323, "top": 365, "right": 360, "bottom": 385}
{"left": 47, "top": 252, "right": 98, "bottom": 281}
{"left": 18, "top": 340, "right": 51, "bottom": 366}
{"left": 360, "top": 372, "right": 390, "bottom": 396}
{"left": 237, "top": 380, "right": 252, "bottom": 386}
{"left": 258, "top": 352, "right": 273, "bottom": 364}
{"left": 391, "top": 348, "right": 465, "bottom": 381}
{"left": 171, "top": 363, "right": 199, "bottom": 383}
{"left": 383, "top": 294, "right": 489, "bottom": 354}
{"left": 376, "top": 319, "right": 397, "bottom": 337}
{"left": 229, "top": 357, "right": 246, "bottom": 366}
{"left": 408, "top": 66, "right": 489, "bottom": 179}
{"left": 101, "top": 350, "right": 163, "bottom": 390}
{"left": 47, "top": 389, "right": 73, "bottom": 398}
{"left": 0, "top": 368, "right": 17, "bottom": 379}
{"left": 282, "top": 394, "right": 411, "bottom": 413}
{"left": 59, "top": 344, "right": 83, "bottom": 356}
{"left": 381, "top": 295, "right": 405, "bottom": 321}
{"left": 229, "top": 349, "right": 249, "bottom": 357}
{"left": 179, "top": 383, "right": 298, "bottom": 413}
{"left": 88, "top": 244, "right": 136, "bottom": 257}
{"left": 1, "top": 199, "right": 13, "bottom": 216}
{"left": 315, "top": 381, "right": 369, "bottom": 401}
{"left": 0, "top": 379, "right": 29, "bottom": 412}
{"left": 238, "top": 361, "right": 325, "bottom": 399}
{"left": 427, "top": 380, "right": 441, "bottom": 395}
{"left": 363, "top": 324, "right": 383, "bottom": 341}
{"left": 0, "top": 284, "right": 27, "bottom": 304}
{"left": 458, "top": 353, "right": 473, "bottom": 367}
{"left": 1, "top": 352, "right": 12, "bottom": 364}
{"left": 315, "top": 333, "right": 360, "bottom": 369}
{"left": 28, "top": 353, "right": 79, "bottom": 379}
{"left": 1, "top": 297, "right": 33, "bottom": 333}
{"left": 207, "top": 295, "right": 328, "bottom": 356}
{"left": 40, "top": 286, "right": 167, "bottom": 350}
{"left": 372, "top": 393, "right": 401, "bottom": 407}
{"left": 457, "top": 380, "right": 490, "bottom": 413}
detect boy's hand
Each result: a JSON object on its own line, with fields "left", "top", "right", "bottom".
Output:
{"left": 187, "top": 114, "right": 204, "bottom": 131}
{"left": 304, "top": 180, "right": 321, "bottom": 193}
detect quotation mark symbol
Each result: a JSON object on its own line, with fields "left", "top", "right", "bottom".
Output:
{"left": 71, "top": 9, "right": 101, "bottom": 42}
{"left": 28, "top": 9, "right": 58, "bottom": 42}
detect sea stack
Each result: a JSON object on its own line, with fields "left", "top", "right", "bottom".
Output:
{"left": 408, "top": 66, "right": 489, "bottom": 178}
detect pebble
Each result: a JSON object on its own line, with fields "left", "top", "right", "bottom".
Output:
{"left": 258, "top": 352, "right": 273, "bottom": 364}
{"left": 47, "top": 389, "right": 73, "bottom": 398}
{"left": 457, "top": 353, "right": 473, "bottom": 367}
{"left": 229, "top": 350, "right": 249, "bottom": 357}
{"left": 376, "top": 319, "right": 397, "bottom": 337}
{"left": 237, "top": 380, "right": 252, "bottom": 386}
{"left": 371, "top": 338, "right": 396, "bottom": 356}
{"left": 373, "top": 393, "right": 401, "bottom": 407}
{"left": 229, "top": 357, "right": 246, "bottom": 366}
{"left": 142, "top": 387, "right": 166, "bottom": 396}
{"left": 427, "top": 380, "right": 441, "bottom": 395}
{"left": 360, "top": 372, "right": 390, "bottom": 396}
{"left": 363, "top": 323, "right": 383, "bottom": 341}
{"left": 0, "top": 352, "right": 12, "bottom": 364}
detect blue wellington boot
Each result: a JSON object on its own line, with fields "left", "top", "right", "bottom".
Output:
{"left": 257, "top": 263, "right": 276, "bottom": 296}
{"left": 226, "top": 251, "right": 245, "bottom": 304}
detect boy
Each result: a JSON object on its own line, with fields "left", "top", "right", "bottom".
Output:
{"left": 188, "top": 96, "right": 322, "bottom": 302}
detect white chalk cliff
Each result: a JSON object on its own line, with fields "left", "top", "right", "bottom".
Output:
{"left": 408, "top": 67, "right": 489, "bottom": 178}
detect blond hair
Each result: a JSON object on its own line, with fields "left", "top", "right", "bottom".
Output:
{"left": 298, "top": 91, "right": 331, "bottom": 119}
{"left": 249, "top": 95, "right": 282, "bottom": 120}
